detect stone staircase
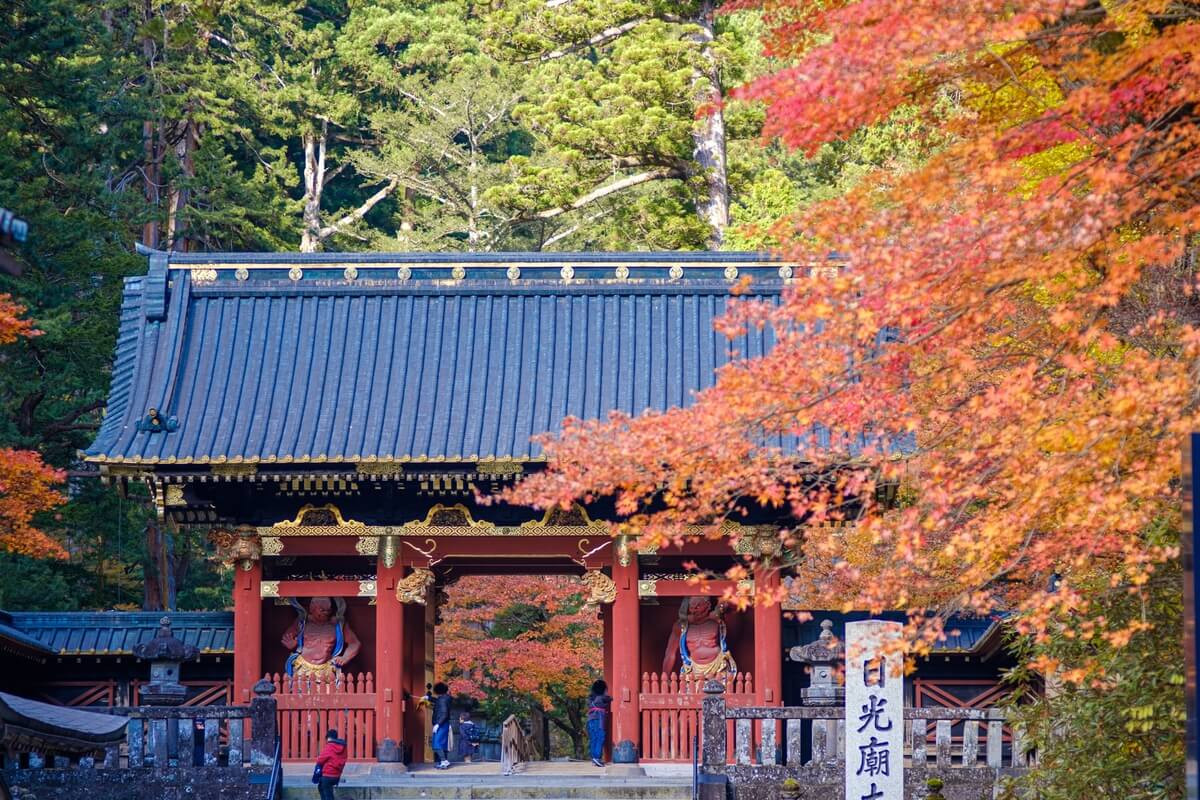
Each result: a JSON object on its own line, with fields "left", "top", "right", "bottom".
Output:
{"left": 281, "top": 762, "right": 693, "bottom": 800}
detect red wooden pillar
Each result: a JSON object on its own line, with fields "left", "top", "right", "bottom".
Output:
{"left": 611, "top": 552, "right": 640, "bottom": 760}
{"left": 375, "top": 557, "right": 406, "bottom": 761}
{"left": 233, "top": 560, "right": 263, "bottom": 704}
{"left": 602, "top": 602, "right": 614, "bottom": 758}
{"left": 753, "top": 567, "right": 783, "bottom": 761}
{"left": 753, "top": 566, "right": 783, "bottom": 705}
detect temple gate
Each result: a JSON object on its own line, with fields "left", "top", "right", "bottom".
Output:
{"left": 84, "top": 251, "right": 801, "bottom": 765}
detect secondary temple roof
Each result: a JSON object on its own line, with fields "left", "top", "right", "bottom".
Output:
{"left": 4, "top": 612, "right": 234, "bottom": 656}
{"left": 85, "top": 251, "right": 807, "bottom": 467}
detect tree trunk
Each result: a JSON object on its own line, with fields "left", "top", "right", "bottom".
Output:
{"left": 397, "top": 187, "right": 415, "bottom": 248}
{"left": 143, "top": 520, "right": 191, "bottom": 611}
{"left": 141, "top": 0, "right": 160, "bottom": 249}
{"left": 691, "top": 2, "right": 729, "bottom": 249}
{"left": 165, "top": 118, "right": 196, "bottom": 252}
{"left": 301, "top": 122, "right": 328, "bottom": 253}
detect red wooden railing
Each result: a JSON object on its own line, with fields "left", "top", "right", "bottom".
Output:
{"left": 639, "top": 672, "right": 755, "bottom": 762}
{"left": 268, "top": 672, "right": 377, "bottom": 762}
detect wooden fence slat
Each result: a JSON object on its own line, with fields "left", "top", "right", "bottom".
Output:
{"left": 128, "top": 719, "right": 144, "bottom": 768}
{"left": 812, "top": 718, "right": 828, "bottom": 763}
{"left": 735, "top": 719, "right": 753, "bottom": 765}
{"left": 935, "top": 720, "right": 952, "bottom": 768}
{"left": 1011, "top": 724, "right": 1027, "bottom": 767}
{"left": 177, "top": 719, "right": 193, "bottom": 766}
{"left": 962, "top": 720, "right": 979, "bottom": 766}
{"left": 986, "top": 720, "right": 1003, "bottom": 767}
{"left": 228, "top": 718, "right": 244, "bottom": 765}
{"left": 910, "top": 718, "right": 926, "bottom": 767}
{"left": 203, "top": 718, "right": 219, "bottom": 766}
{"left": 760, "top": 718, "right": 776, "bottom": 766}
{"left": 785, "top": 719, "right": 802, "bottom": 767}
{"left": 151, "top": 718, "right": 169, "bottom": 766}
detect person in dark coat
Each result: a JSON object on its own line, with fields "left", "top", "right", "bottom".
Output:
{"left": 425, "top": 682, "right": 453, "bottom": 769}
{"left": 457, "top": 711, "right": 480, "bottom": 763}
{"left": 315, "top": 728, "right": 348, "bottom": 800}
{"left": 587, "top": 679, "right": 612, "bottom": 767}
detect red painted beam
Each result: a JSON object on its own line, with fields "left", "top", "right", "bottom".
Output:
{"left": 272, "top": 537, "right": 364, "bottom": 556}
{"left": 271, "top": 580, "right": 369, "bottom": 597}
{"left": 643, "top": 580, "right": 741, "bottom": 597}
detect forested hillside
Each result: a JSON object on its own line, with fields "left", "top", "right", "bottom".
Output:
{"left": 0, "top": 0, "right": 919, "bottom": 610}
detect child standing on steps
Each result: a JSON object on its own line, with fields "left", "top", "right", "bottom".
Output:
{"left": 587, "top": 679, "right": 612, "bottom": 768}
{"left": 315, "top": 728, "right": 347, "bottom": 800}
{"left": 457, "top": 712, "right": 480, "bottom": 763}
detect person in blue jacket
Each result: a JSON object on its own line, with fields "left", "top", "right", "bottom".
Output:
{"left": 586, "top": 679, "right": 612, "bottom": 767}
{"left": 424, "top": 682, "right": 453, "bottom": 769}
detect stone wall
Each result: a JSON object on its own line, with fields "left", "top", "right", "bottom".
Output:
{"left": 2, "top": 765, "right": 270, "bottom": 800}
{"left": 722, "top": 765, "right": 1022, "bottom": 800}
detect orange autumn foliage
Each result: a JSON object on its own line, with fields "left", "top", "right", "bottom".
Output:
{"left": 0, "top": 295, "right": 65, "bottom": 558}
{"left": 437, "top": 575, "right": 600, "bottom": 711}
{"left": 510, "top": 1, "right": 1200, "bottom": 672}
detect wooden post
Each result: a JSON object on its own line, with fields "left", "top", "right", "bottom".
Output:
{"left": 753, "top": 566, "right": 782, "bottom": 764}
{"left": 602, "top": 603, "right": 614, "bottom": 759}
{"left": 375, "top": 556, "right": 406, "bottom": 762}
{"left": 612, "top": 550, "right": 640, "bottom": 761}
{"left": 233, "top": 560, "right": 263, "bottom": 704}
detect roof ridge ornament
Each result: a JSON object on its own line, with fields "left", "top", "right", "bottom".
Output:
{"left": 144, "top": 250, "right": 170, "bottom": 321}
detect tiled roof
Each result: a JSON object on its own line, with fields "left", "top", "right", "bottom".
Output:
{"left": 7, "top": 611, "right": 234, "bottom": 656}
{"left": 85, "top": 251, "right": 812, "bottom": 466}
{"left": 0, "top": 612, "right": 54, "bottom": 656}
{"left": 0, "top": 692, "right": 128, "bottom": 741}
{"left": 789, "top": 612, "right": 1003, "bottom": 655}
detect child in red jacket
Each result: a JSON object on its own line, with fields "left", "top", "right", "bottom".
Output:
{"left": 315, "top": 729, "right": 347, "bottom": 800}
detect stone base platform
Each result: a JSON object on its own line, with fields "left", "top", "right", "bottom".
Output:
{"left": 281, "top": 761, "right": 692, "bottom": 800}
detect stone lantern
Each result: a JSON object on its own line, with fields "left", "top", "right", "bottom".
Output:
{"left": 788, "top": 619, "right": 844, "bottom": 706}
{"left": 132, "top": 617, "right": 199, "bottom": 706}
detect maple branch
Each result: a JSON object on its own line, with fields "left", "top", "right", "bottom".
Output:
{"left": 318, "top": 176, "right": 400, "bottom": 240}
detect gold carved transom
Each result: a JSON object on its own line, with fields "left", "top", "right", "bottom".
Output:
{"left": 257, "top": 502, "right": 610, "bottom": 538}
{"left": 259, "top": 503, "right": 368, "bottom": 537}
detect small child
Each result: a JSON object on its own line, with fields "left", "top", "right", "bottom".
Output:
{"left": 315, "top": 728, "right": 347, "bottom": 800}
{"left": 586, "top": 679, "right": 612, "bottom": 767}
{"left": 457, "top": 711, "right": 480, "bottom": 763}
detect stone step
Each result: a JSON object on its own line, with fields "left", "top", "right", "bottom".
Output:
{"left": 283, "top": 786, "right": 692, "bottom": 800}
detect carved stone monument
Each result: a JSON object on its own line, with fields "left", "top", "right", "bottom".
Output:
{"left": 845, "top": 620, "right": 904, "bottom": 800}
{"left": 790, "top": 618, "right": 845, "bottom": 707}
{"left": 132, "top": 617, "right": 199, "bottom": 706}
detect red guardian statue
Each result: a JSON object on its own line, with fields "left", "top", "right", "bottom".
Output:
{"left": 282, "top": 597, "right": 361, "bottom": 679}
{"left": 663, "top": 596, "right": 737, "bottom": 678}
